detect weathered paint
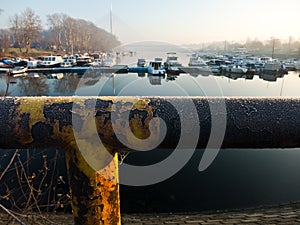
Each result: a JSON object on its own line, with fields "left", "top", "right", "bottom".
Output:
{"left": 65, "top": 146, "right": 120, "bottom": 225}
{"left": 1, "top": 96, "right": 300, "bottom": 149}
{"left": 0, "top": 97, "right": 122, "bottom": 225}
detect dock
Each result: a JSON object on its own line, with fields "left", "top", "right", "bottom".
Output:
{"left": 27, "top": 65, "right": 130, "bottom": 74}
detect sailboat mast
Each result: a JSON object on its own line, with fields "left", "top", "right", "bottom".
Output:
{"left": 110, "top": 3, "right": 113, "bottom": 34}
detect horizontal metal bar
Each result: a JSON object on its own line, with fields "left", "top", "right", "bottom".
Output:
{"left": 0, "top": 96, "right": 299, "bottom": 150}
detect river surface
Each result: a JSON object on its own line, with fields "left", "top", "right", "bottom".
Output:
{"left": 1, "top": 70, "right": 300, "bottom": 97}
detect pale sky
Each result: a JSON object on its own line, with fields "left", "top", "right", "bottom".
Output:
{"left": 0, "top": 0, "right": 300, "bottom": 45}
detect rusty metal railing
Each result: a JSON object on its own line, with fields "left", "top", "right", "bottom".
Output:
{"left": 0, "top": 96, "right": 300, "bottom": 224}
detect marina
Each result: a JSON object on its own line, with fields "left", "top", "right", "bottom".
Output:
{"left": 1, "top": 1, "right": 300, "bottom": 223}
{"left": 0, "top": 51, "right": 295, "bottom": 78}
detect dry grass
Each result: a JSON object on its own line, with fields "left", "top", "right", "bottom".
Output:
{"left": 0, "top": 211, "right": 74, "bottom": 225}
{"left": 0, "top": 149, "right": 71, "bottom": 224}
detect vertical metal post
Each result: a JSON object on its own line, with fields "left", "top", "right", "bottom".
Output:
{"left": 65, "top": 145, "right": 121, "bottom": 225}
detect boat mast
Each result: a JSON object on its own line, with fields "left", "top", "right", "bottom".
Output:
{"left": 110, "top": 3, "right": 113, "bottom": 34}
{"left": 271, "top": 38, "right": 275, "bottom": 59}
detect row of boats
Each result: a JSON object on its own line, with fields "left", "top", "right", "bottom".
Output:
{"left": 0, "top": 53, "right": 115, "bottom": 75}
{"left": 0, "top": 52, "right": 298, "bottom": 76}
{"left": 142, "top": 53, "right": 293, "bottom": 76}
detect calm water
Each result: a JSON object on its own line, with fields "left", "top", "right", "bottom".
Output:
{"left": 1, "top": 70, "right": 300, "bottom": 213}
{"left": 1, "top": 42, "right": 300, "bottom": 212}
{"left": 1, "top": 70, "right": 300, "bottom": 97}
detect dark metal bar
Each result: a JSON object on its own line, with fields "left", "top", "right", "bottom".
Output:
{"left": 0, "top": 97, "right": 300, "bottom": 150}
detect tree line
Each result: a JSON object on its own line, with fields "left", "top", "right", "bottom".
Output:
{"left": 0, "top": 8, "right": 120, "bottom": 55}
{"left": 195, "top": 37, "right": 300, "bottom": 58}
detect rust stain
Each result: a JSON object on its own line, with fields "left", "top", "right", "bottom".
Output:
{"left": 65, "top": 143, "right": 120, "bottom": 225}
{"left": 9, "top": 97, "right": 154, "bottom": 224}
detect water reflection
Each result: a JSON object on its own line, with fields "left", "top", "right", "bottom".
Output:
{"left": 0, "top": 70, "right": 299, "bottom": 97}
{"left": 148, "top": 74, "right": 164, "bottom": 85}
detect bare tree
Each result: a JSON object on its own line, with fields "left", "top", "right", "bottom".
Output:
{"left": 0, "top": 29, "right": 10, "bottom": 56}
{"left": 62, "top": 15, "right": 76, "bottom": 54}
{"left": 10, "top": 8, "right": 42, "bottom": 54}
{"left": 47, "top": 13, "right": 65, "bottom": 50}
{"left": 22, "top": 8, "right": 42, "bottom": 53}
{"left": 10, "top": 14, "right": 24, "bottom": 53}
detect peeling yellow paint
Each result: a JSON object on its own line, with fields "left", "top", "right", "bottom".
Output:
{"left": 9, "top": 97, "right": 138, "bottom": 225}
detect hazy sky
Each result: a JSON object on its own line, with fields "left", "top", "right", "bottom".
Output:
{"left": 1, "top": 0, "right": 300, "bottom": 45}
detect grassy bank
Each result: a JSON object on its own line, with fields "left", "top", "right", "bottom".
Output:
{"left": 0, "top": 48, "right": 61, "bottom": 58}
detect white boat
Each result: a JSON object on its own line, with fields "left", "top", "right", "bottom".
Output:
{"left": 263, "top": 61, "right": 281, "bottom": 72}
{"left": 259, "top": 56, "right": 273, "bottom": 63}
{"left": 282, "top": 58, "right": 297, "bottom": 71}
{"left": 207, "top": 59, "right": 226, "bottom": 73}
{"left": 183, "top": 54, "right": 211, "bottom": 75}
{"left": 88, "top": 59, "right": 103, "bottom": 67}
{"left": 10, "top": 66, "right": 28, "bottom": 75}
{"left": 27, "top": 60, "right": 39, "bottom": 68}
{"left": 61, "top": 56, "right": 76, "bottom": 67}
{"left": 225, "top": 64, "right": 248, "bottom": 74}
{"left": 188, "top": 54, "right": 208, "bottom": 67}
{"left": 61, "top": 59, "right": 76, "bottom": 68}
{"left": 164, "top": 52, "right": 182, "bottom": 75}
{"left": 75, "top": 55, "right": 93, "bottom": 67}
{"left": 137, "top": 58, "right": 147, "bottom": 67}
{"left": 39, "top": 56, "right": 64, "bottom": 68}
{"left": 102, "top": 58, "right": 114, "bottom": 67}
{"left": 148, "top": 60, "right": 165, "bottom": 75}
{"left": 295, "top": 60, "right": 300, "bottom": 70}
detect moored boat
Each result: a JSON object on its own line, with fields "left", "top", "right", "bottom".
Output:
{"left": 164, "top": 52, "right": 182, "bottom": 75}
{"left": 224, "top": 64, "right": 248, "bottom": 74}
{"left": 148, "top": 59, "right": 165, "bottom": 75}
{"left": 38, "top": 56, "right": 64, "bottom": 68}
{"left": 9, "top": 66, "right": 28, "bottom": 76}
{"left": 137, "top": 58, "right": 147, "bottom": 67}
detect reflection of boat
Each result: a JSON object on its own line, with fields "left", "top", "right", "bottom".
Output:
{"left": 180, "top": 66, "right": 211, "bottom": 76}
{"left": 164, "top": 52, "right": 182, "bottom": 75}
{"left": 148, "top": 60, "right": 165, "bottom": 75}
{"left": 259, "top": 73, "right": 282, "bottom": 82}
{"left": 166, "top": 74, "right": 178, "bottom": 81}
{"left": 46, "top": 73, "right": 64, "bottom": 79}
{"left": 138, "top": 72, "right": 146, "bottom": 77}
{"left": 224, "top": 73, "right": 243, "bottom": 80}
{"left": 147, "top": 74, "right": 164, "bottom": 85}
{"left": 28, "top": 73, "right": 40, "bottom": 78}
